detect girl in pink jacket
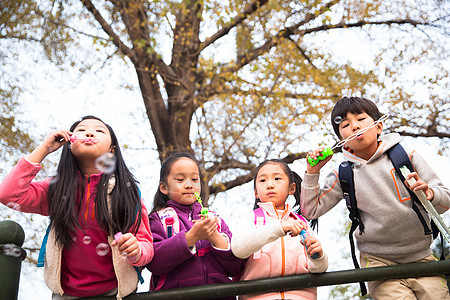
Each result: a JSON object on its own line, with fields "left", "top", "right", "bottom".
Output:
{"left": 231, "top": 159, "right": 328, "bottom": 300}
{"left": 0, "top": 116, "right": 153, "bottom": 299}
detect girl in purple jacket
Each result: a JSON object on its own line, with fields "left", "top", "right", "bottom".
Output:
{"left": 146, "top": 153, "right": 243, "bottom": 299}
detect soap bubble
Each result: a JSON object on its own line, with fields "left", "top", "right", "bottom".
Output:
{"left": 95, "top": 153, "right": 116, "bottom": 174}
{"left": 333, "top": 116, "right": 343, "bottom": 124}
{"left": 82, "top": 236, "right": 92, "bottom": 245}
{"left": 6, "top": 202, "right": 21, "bottom": 211}
{"left": 341, "top": 161, "right": 349, "bottom": 168}
{"left": 95, "top": 243, "right": 110, "bottom": 256}
{"left": 3, "top": 244, "right": 21, "bottom": 257}
{"left": 121, "top": 252, "right": 128, "bottom": 259}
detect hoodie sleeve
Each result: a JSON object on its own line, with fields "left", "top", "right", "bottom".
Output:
{"left": 145, "top": 211, "right": 196, "bottom": 275}
{"left": 231, "top": 211, "right": 286, "bottom": 259}
{"left": 0, "top": 156, "right": 51, "bottom": 215}
{"left": 300, "top": 170, "right": 344, "bottom": 221}
{"left": 410, "top": 150, "right": 450, "bottom": 214}
{"left": 208, "top": 218, "right": 245, "bottom": 277}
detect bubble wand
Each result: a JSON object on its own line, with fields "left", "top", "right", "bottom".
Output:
{"left": 307, "top": 115, "right": 389, "bottom": 166}
{"left": 194, "top": 192, "right": 209, "bottom": 216}
{"left": 70, "top": 136, "right": 99, "bottom": 144}
{"left": 400, "top": 166, "right": 450, "bottom": 243}
{"left": 299, "top": 230, "right": 319, "bottom": 259}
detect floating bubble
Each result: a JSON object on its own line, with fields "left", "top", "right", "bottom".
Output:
{"left": 95, "top": 243, "right": 110, "bottom": 256}
{"left": 126, "top": 182, "right": 131, "bottom": 188}
{"left": 341, "top": 161, "right": 349, "bottom": 168}
{"left": 3, "top": 244, "right": 21, "bottom": 257}
{"left": 6, "top": 202, "right": 21, "bottom": 211}
{"left": 12, "top": 247, "right": 22, "bottom": 257}
{"left": 72, "top": 236, "right": 77, "bottom": 242}
{"left": 82, "top": 236, "right": 92, "bottom": 245}
{"left": 333, "top": 116, "right": 343, "bottom": 124}
{"left": 121, "top": 252, "right": 128, "bottom": 259}
{"left": 95, "top": 153, "right": 116, "bottom": 174}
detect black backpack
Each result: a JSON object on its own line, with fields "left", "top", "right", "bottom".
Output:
{"left": 338, "top": 143, "right": 443, "bottom": 296}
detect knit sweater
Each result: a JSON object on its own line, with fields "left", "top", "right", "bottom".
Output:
{"left": 231, "top": 202, "right": 328, "bottom": 300}
{"left": 301, "top": 133, "right": 450, "bottom": 263}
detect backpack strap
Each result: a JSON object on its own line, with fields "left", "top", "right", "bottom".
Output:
{"left": 253, "top": 207, "right": 266, "bottom": 226}
{"left": 387, "top": 144, "right": 433, "bottom": 236}
{"left": 252, "top": 208, "right": 266, "bottom": 259}
{"left": 339, "top": 161, "right": 367, "bottom": 296}
{"left": 387, "top": 144, "right": 444, "bottom": 260}
{"left": 157, "top": 207, "right": 180, "bottom": 238}
{"left": 37, "top": 219, "right": 53, "bottom": 268}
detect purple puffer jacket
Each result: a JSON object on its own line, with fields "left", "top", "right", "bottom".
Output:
{"left": 146, "top": 200, "right": 244, "bottom": 300}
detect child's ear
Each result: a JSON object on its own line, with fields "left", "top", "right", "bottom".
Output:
{"left": 289, "top": 182, "right": 296, "bottom": 195}
{"left": 254, "top": 189, "right": 259, "bottom": 200}
{"left": 377, "top": 120, "right": 384, "bottom": 135}
{"left": 159, "top": 182, "right": 169, "bottom": 195}
{"left": 109, "top": 145, "right": 116, "bottom": 154}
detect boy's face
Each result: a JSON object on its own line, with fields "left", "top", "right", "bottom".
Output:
{"left": 338, "top": 112, "right": 383, "bottom": 160}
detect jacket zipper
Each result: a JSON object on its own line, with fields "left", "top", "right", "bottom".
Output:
{"left": 84, "top": 175, "right": 91, "bottom": 220}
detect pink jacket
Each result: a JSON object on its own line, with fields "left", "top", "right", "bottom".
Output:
{"left": 231, "top": 202, "right": 328, "bottom": 300}
{"left": 0, "top": 157, "right": 154, "bottom": 299}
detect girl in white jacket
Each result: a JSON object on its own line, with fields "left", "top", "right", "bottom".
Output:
{"left": 231, "top": 159, "right": 328, "bottom": 300}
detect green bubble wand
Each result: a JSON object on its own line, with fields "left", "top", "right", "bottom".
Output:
{"left": 307, "top": 115, "right": 388, "bottom": 166}
{"left": 194, "top": 192, "right": 209, "bottom": 216}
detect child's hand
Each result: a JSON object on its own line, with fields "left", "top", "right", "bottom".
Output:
{"left": 302, "top": 235, "right": 323, "bottom": 259}
{"left": 405, "top": 172, "right": 434, "bottom": 201}
{"left": 206, "top": 222, "right": 228, "bottom": 249}
{"left": 185, "top": 215, "right": 219, "bottom": 247}
{"left": 29, "top": 130, "right": 72, "bottom": 163}
{"left": 306, "top": 147, "right": 332, "bottom": 174}
{"left": 281, "top": 219, "right": 306, "bottom": 237}
{"left": 43, "top": 130, "right": 72, "bottom": 152}
{"left": 111, "top": 233, "right": 141, "bottom": 262}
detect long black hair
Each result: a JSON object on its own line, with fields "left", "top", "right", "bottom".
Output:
{"left": 151, "top": 152, "right": 205, "bottom": 214}
{"left": 252, "top": 159, "right": 317, "bottom": 229}
{"left": 47, "top": 115, "right": 142, "bottom": 247}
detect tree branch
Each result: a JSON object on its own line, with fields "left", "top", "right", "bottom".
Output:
{"left": 80, "top": 0, "right": 135, "bottom": 62}
{"left": 394, "top": 130, "right": 450, "bottom": 139}
{"left": 197, "top": 0, "right": 269, "bottom": 54}
{"left": 195, "top": 0, "right": 339, "bottom": 100}
{"left": 209, "top": 151, "right": 310, "bottom": 194}
{"left": 298, "top": 18, "right": 429, "bottom": 36}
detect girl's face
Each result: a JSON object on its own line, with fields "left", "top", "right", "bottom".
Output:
{"left": 254, "top": 163, "right": 295, "bottom": 210}
{"left": 338, "top": 112, "right": 383, "bottom": 160}
{"left": 160, "top": 157, "right": 201, "bottom": 206}
{"left": 70, "top": 119, "right": 113, "bottom": 163}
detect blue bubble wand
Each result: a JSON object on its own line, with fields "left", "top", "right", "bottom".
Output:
{"left": 299, "top": 230, "right": 319, "bottom": 259}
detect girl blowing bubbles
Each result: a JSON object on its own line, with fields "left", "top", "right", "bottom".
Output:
{"left": 145, "top": 153, "right": 243, "bottom": 300}
{"left": 0, "top": 116, "right": 154, "bottom": 299}
{"left": 231, "top": 160, "right": 328, "bottom": 300}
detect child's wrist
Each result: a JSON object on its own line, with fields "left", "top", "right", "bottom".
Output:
{"left": 127, "top": 246, "right": 141, "bottom": 263}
